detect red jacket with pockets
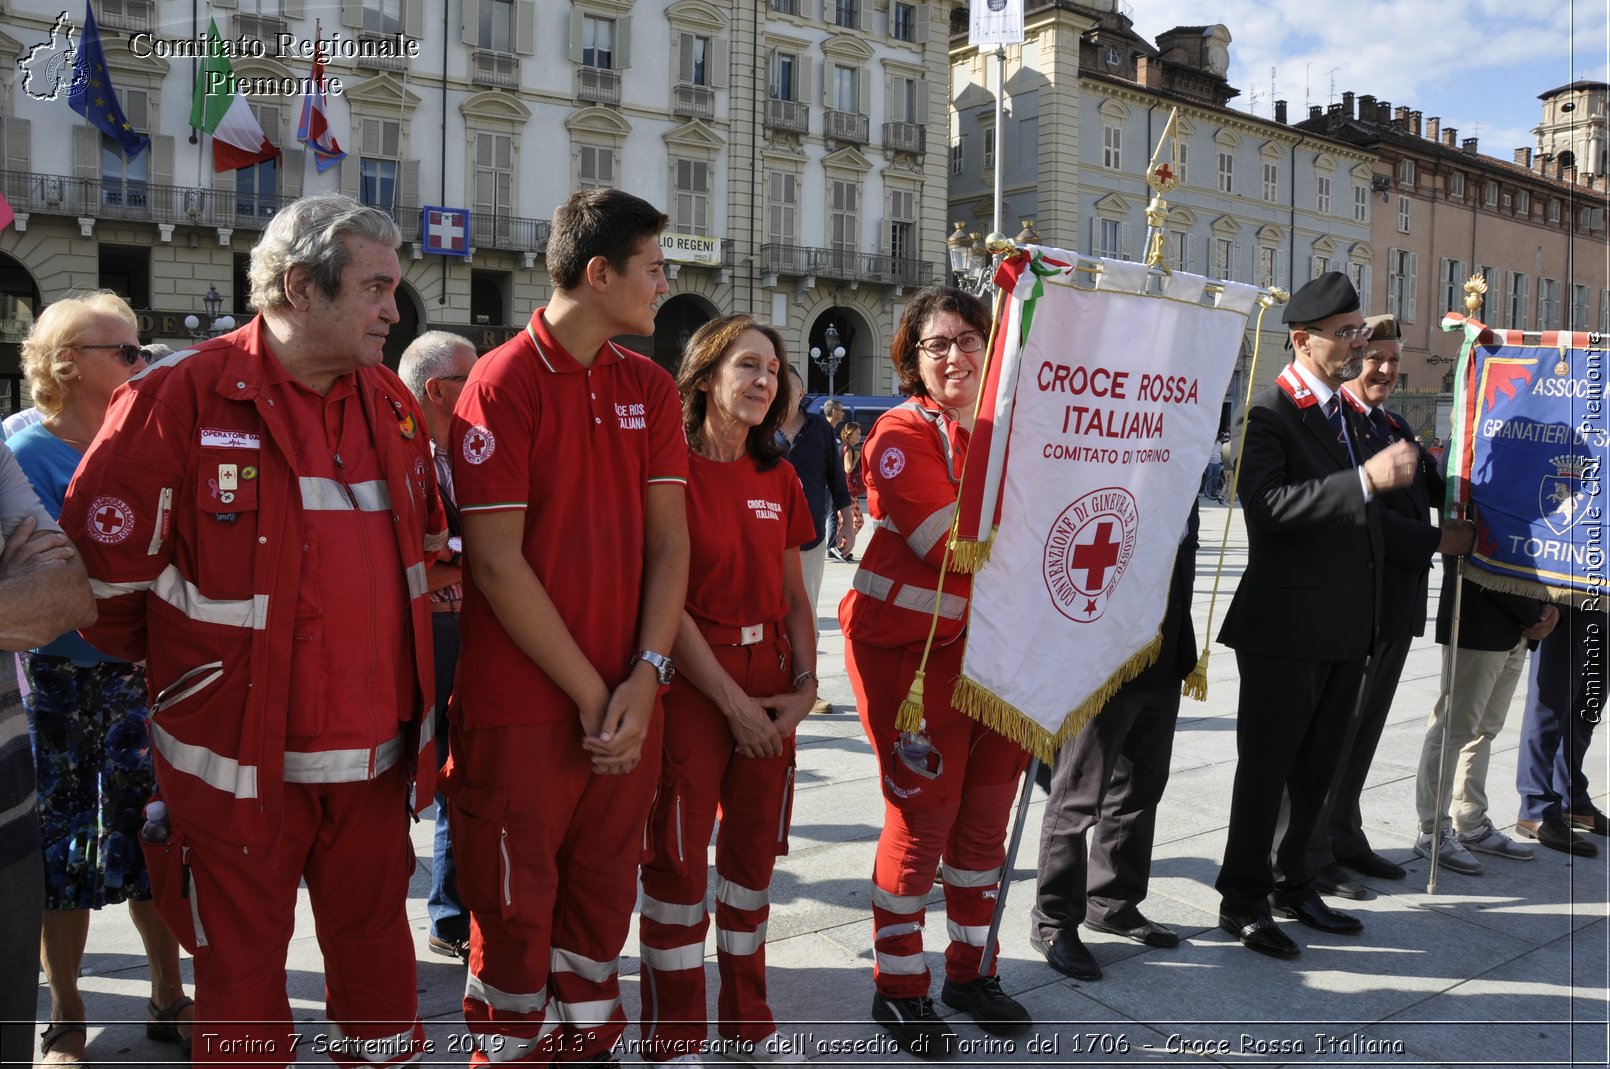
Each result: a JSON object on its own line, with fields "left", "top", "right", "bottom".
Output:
{"left": 61, "top": 319, "right": 445, "bottom": 854}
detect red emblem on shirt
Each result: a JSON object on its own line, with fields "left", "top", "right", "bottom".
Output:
{"left": 879, "top": 446, "right": 907, "bottom": 479}
{"left": 462, "top": 425, "right": 496, "bottom": 465}
{"left": 87, "top": 495, "right": 135, "bottom": 545}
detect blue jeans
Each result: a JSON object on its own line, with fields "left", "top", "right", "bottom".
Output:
{"left": 1516, "top": 605, "right": 1601, "bottom": 822}
{"left": 428, "top": 611, "right": 467, "bottom": 942}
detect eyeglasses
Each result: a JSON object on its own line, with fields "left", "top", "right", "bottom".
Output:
{"left": 435, "top": 374, "right": 469, "bottom": 383}
{"left": 77, "top": 343, "right": 144, "bottom": 366}
{"left": 916, "top": 331, "right": 986, "bottom": 358}
{"left": 1308, "top": 324, "right": 1373, "bottom": 342}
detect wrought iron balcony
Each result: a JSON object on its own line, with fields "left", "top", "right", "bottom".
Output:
{"left": 355, "top": 36, "right": 408, "bottom": 72}
{"left": 472, "top": 50, "right": 520, "bottom": 89}
{"left": 235, "top": 13, "right": 288, "bottom": 41}
{"left": 882, "top": 121, "right": 926, "bottom": 154}
{"left": 824, "top": 110, "right": 870, "bottom": 145}
{"left": 100, "top": 0, "right": 153, "bottom": 32}
{"left": 760, "top": 243, "right": 936, "bottom": 287}
{"left": 577, "top": 67, "right": 622, "bottom": 106}
{"left": 0, "top": 170, "right": 550, "bottom": 255}
{"left": 673, "top": 84, "right": 716, "bottom": 121}
{"left": 764, "top": 99, "right": 809, "bottom": 135}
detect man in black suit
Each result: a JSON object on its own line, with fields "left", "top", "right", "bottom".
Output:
{"left": 1215, "top": 272, "right": 1421, "bottom": 958}
{"left": 1030, "top": 503, "right": 1200, "bottom": 981}
{"left": 1299, "top": 315, "right": 1473, "bottom": 898}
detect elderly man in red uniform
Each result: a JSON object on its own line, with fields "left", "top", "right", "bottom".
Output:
{"left": 62, "top": 193, "right": 443, "bottom": 1067}
{"left": 447, "top": 188, "right": 689, "bottom": 1065}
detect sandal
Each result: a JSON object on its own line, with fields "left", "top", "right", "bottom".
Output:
{"left": 146, "top": 996, "right": 194, "bottom": 1058}
{"left": 38, "top": 1021, "right": 87, "bottom": 1066}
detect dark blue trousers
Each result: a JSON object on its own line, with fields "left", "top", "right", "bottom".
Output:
{"left": 1516, "top": 604, "right": 1603, "bottom": 822}
{"left": 428, "top": 611, "right": 467, "bottom": 942}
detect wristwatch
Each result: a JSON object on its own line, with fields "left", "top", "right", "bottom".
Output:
{"left": 630, "top": 649, "right": 676, "bottom": 685}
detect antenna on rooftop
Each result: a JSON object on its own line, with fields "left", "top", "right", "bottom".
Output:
{"left": 1304, "top": 63, "right": 1311, "bottom": 109}
{"left": 1328, "top": 67, "right": 1339, "bottom": 103}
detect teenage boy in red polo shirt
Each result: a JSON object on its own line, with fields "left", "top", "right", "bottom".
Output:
{"left": 447, "top": 188, "right": 689, "bottom": 1065}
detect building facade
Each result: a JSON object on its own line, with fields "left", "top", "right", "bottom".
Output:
{"left": 1296, "top": 91, "right": 1610, "bottom": 407}
{"left": 946, "top": 0, "right": 1376, "bottom": 416}
{"left": 0, "top": 0, "right": 956, "bottom": 408}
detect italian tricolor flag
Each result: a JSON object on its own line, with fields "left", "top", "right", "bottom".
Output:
{"left": 190, "top": 19, "right": 280, "bottom": 172}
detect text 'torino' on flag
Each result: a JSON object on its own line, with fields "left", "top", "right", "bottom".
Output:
{"left": 191, "top": 19, "right": 280, "bottom": 173}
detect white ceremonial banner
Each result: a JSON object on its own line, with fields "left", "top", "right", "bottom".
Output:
{"left": 956, "top": 255, "right": 1257, "bottom": 758}
{"left": 969, "top": 0, "right": 1025, "bottom": 47}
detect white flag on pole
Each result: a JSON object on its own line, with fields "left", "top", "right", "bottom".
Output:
{"left": 969, "top": 0, "right": 1025, "bottom": 47}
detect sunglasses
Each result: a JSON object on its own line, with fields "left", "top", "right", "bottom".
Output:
{"left": 78, "top": 343, "right": 145, "bottom": 366}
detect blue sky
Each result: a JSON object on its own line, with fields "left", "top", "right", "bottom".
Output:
{"left": 1128, "top": 0, "right": 1610, "bottom": 163}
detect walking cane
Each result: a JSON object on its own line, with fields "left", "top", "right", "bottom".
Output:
{"left": 979, "top": 756, "right": 1039, "bottom": 975}
{"left": 1427, "top": 504, "right": 1468, "bottom": 895}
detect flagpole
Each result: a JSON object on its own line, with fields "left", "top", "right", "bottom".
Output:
{"left": 992, "top": 45, "right": 1004, "bottom": 239}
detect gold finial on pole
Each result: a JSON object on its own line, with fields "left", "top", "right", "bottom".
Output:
{"left": 1142, "top": 108, "right": 1183, "bottom": 271}
{"left": 1464, "top": 274, "right": 1488, "bottom": 316}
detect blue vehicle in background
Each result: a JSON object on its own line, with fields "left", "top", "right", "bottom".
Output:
{"left": 804, "top": 393, "right": 907, "bottom": 430}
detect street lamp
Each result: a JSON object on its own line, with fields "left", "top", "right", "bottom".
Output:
{"left": 809, "top": 320, "right": 846, "bottom": 397}
{"left": 184, "top": 286, "right": 236, "bottom": 339}
{"left": 946, "top": 222, "right": 989, "bottom": 292}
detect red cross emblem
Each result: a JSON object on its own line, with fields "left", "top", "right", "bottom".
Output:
{"left": 1071, "top": 521, "right": 1123, "bottom": 590}
{"left": 1042, "top": 488, "right": 1139, "bottom": 624}
{"left": 462, "top": 425, "right": 496, "bottom": 466}
{"left": 1154, "top": 163, "right": 1174, "bottom": 184}
{"left": 86, "top": 496, "right": 135, "bottom": 545}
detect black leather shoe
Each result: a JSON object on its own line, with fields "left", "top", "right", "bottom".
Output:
{"left": 940, "top": 975, "right": 1031, "bottom": 1035}
{"left": 1565, "top": 808, "right": 1610, "bottom": 837}
{"left": 1028, "top": 931, "right": 1102, "bottom": 981}
{"left": 428, "top": 933, "right": 470, "bottom": 961}
{"left": 1271, "top": 891, "right": 1364, "bottom": 934}
{"left": 1517, "top": 817, "right": 1599, "bottom": 856}
{"left": 1084, "top": 914, "right": 1180, "bottom": 948}
{"left": 871, "top": 993, "right": 958, "bottom": 1059}
{"left": 1334, "top": 848, "right": 1407, "bottom": 880}
{"left": 1313, "top": 863, "right": 1367, "bottom": 901}
{"left": 1218, "top": 911, "right": 1300, "bottom": 958}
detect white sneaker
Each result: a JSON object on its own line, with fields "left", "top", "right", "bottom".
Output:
{"left": 1414, "top": 827, "right": 1484, "bottom": 875}
{"left": 713, "top": 1031, "right": 806, "bottom": 1064}
{"left": 1459, "top": 822, "right": 1537, "bottom": 860}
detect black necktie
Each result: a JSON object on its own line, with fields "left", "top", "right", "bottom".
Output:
{"left": 1370, "top": 408, "right": 1393, "bottom": 443}
{"left": 1325, "top": 397, "right": 1355, "bottom": 464}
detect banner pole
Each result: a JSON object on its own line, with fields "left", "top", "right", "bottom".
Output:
{"left": 979, "top": 756, "right": 1038, "bottom": 976}
{"left": 1428, "top": 522, "right": 1467, "bottom": 896}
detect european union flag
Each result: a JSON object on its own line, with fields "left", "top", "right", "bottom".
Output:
{"left": 67, "top": 3, "right": 149, "bottom": 159}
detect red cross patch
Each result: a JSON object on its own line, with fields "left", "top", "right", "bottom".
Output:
{"left": 462, "top": 425, "right": 496, "bottom": 466}
{"left": 86, "top": 495, "right": 135, "bottom": 545}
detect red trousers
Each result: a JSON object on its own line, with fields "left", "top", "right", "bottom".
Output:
{"left": 447, "top": 714, "right": 662, "bottom": 1064}
{"left": 145, "top": 766, "right": 422, "bottom": 1067}
{"left": 638, "top": 638, "right": 796, "bottom": 1059}
{"left": 847, "top": 639, "right": 1028, "bottom": 998}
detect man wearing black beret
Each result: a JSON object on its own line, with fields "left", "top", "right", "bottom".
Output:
{"left": 1215, "top": 272, "right": 1422, "bottom": 957}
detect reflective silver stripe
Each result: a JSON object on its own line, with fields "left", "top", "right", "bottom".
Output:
{"left": 283, "top": 735, "right": 402, "bottom": 784}
{"left": 870, "top": 514, "right": 902, "bottom": 535}
{"left": 152, "top": 661, "right": 224, "bottom": 713}
{"left": 91, "top": 577, "right": 155, "bottom": 599}
{"left": 186, "top": 846, "right": 209, "bottom": 948}
{"left": 713, "top": 874, "right": 769, "bottom": 912}
{"left": 852, "top": 568, "right": 895, "bottom": 601}
{"left": 550, "top": 947, "right": 618, "bottom": 984}
{"left": 152, "top": 565, "right": 269, "bottom": 629}
{"left": 875, "top": 921, "right": 924, "bottom": 942}
{"left": 871, "top": 885, "right": 927, "bottom": 914}
{"left": 553, "top": 996, "right": 622, "bottom": 1028}
{"left": 481, "top": 1024, "right": 560, "bottom": 1065}
{"left": 416, "top": 703, "right": 436, "bottom": 754}
{"left": 947, "top": 920, "right": 991, "bottom": 946}
{"left": 326, "top": 1023, "right": 420, "bottom": 1066}
{"left": 299, "top": 476, "right": 392, "bottom": 512}
{"left": 640, "top": 893, "right": 706, "bottom": 927}
{"left": 640, "top": 942, "right": 705, "bottom": 972}
{"left": 151, "top": 720, "right": 258, "bottom": 799}
{"left": 715, "top": 922, "right": 767, "bottom": 956}
{"left": 906, "top": 505, "right": 955, "bottom": 558}
{"left": 407, "top": 561, "right": 428, "bottom": 600}
{"left": 129, "top": 347, "right": 201, "bottom": 380}
{"left": 892, "top": 584, "right": 967, "bottom": 621}
{"left": 940, "top": 863, "right": 1001, "bottom": 888}
{"left": 464, "top": 974, "right": 547, "bottom": 1015}
{"left": 874, "top": 951, "right": 928, "bottom": 975}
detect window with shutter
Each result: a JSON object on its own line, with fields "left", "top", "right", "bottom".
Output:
{"left": 672, "top": 160, "right": 711, "bottom": 236}
{"left": 233, "top": 102, "right": 281, "bottom": 219}
{"left": 1262, "top": 161, "right": 1278, "bottom": 201}
{"left": 1217, "top": 151, "right": 1233, "bottom": 193}
{"left": 1102, "top": 125, "right": 1120, "bottom": 169}
{"left": 1316, "top": 176, "right": 1330, "bottom": 214}
{"left": 583, "top": 16, "right": 615, "bottom": 69}
{"left": 983, "top": 127, "right": 995, "bottom": 170}
{"left": 474, "top": 131, "right": 514, "bottom": 235}
{"left": 768, "top": 171, "right": 798, "bottom": 245}
{"left": 1397, "top": 195, "right": 1410, "bottom": 233}
{"left": 100, "top": 89, "right": 151, "bottom": 208}
{"left": 770, "top": 52, "right": 797, "bottom": 100}
{"left": 833, "top": 0, "right": 857, "bottom": 29}
{"left": 679, "top": 34, "right": 711, "bottom": 86}
{"left": 1213, "top": 237, "right": 1232, "bottom": 278}
{"left": 829, "top": 179, "right": 858, "bottom": 271}
{"left": 1353, "top": 184, "right": 1368, "bottom": 221}
{"left": 363, "top": 0, "right": 403, "bottom": 33}
{"left": 578, "top": 145, "right": 614, "bottom": 189}
{"left": 479, "top": 0, "right": 514, "bottom": 51}
{"left": 892, "top": 2, "right": 916, "bottom": 42}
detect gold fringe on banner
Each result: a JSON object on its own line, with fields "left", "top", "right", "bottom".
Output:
{"left": 954, "top": 635, "right": 1163, "bottom": 764}
{"left": 947, "top": 528, "right": 997, "bottom": 573}
{"left": 1183, "top": 291, "right": 1283, "bottom": 700}
{"left": 1465, "top": 566, "right": 1597, "bottom": 610}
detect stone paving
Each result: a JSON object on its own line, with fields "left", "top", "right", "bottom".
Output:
{"left": 37, "top": 502, "right": 1610, "bottom": 1067}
